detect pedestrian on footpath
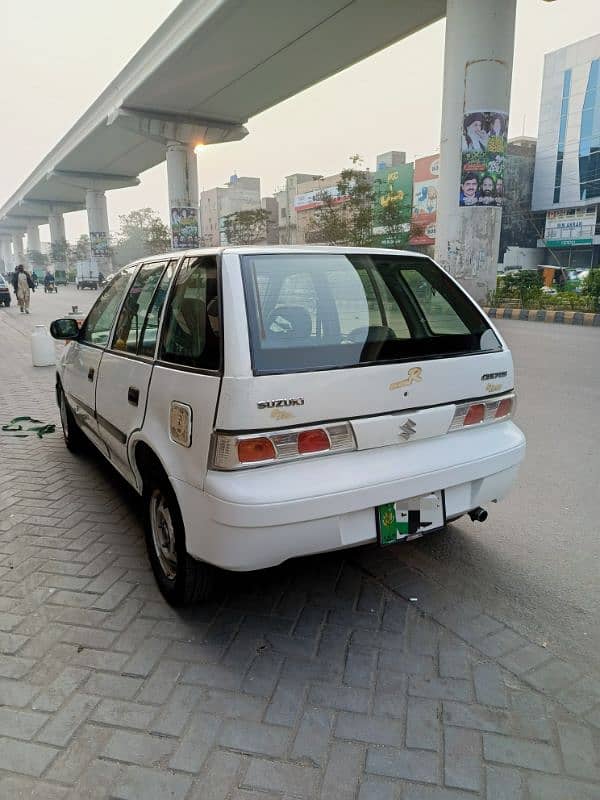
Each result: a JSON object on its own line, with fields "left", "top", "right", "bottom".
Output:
{"left": 11, "top": 264, "right": 34, "bottom": 314}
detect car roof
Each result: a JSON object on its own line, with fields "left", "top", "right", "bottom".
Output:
{"left": 125, "top": 245, "right": 430, "bottom": 262}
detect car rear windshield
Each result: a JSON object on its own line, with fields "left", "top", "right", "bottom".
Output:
{"left": 241, "top": 253, "right": 501, "bottom": 374}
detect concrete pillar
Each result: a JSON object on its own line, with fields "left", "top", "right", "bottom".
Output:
{"left": 12, "top": 233, "right": 25, "bottom": 266}
{"left": 434, "top": 0, "right": 516, "bottom": 303}
{"left": 85, "top": 189, "right": 111, "bottom": 273}
{"left": 166, "top": 141, "right": 199, "bottom": 248}
{"left": 0, "top": 238, "right": 12, "bottom": 274}
{"left": 49, "top": 211, "right": 68, "bottom": 271}
{"left": 26, "top": 223, "right": 41, "bottom": 255}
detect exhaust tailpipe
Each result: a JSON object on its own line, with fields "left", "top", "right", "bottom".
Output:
{"left": 469, "top": 507, "right": 488, "bottom": 523}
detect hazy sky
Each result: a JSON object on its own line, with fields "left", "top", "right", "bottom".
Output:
{"left": 0, "top": 0, "right": 598, "bottom": 241}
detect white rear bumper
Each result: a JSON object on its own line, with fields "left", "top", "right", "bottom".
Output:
{"left": 172, "top": 421, "right": 525, "bottom": 571}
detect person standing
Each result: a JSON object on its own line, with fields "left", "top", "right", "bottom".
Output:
{"left": 11, "top": 264, "right": 34, "bottom": 314}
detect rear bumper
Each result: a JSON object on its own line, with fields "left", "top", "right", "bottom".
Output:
{"left": 172, "top": 421, "right": 525, "bottom": 570}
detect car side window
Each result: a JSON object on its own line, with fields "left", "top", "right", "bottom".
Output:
{"left": 138, "top": 260, "right": 177, "bottom": 357}
{"left": 160, "top": 256, "right": 220, "bottom": 370}
{"left": 112, "top": 261, "right": 167, "bottom": 353}
{"left": 79, "top": 269, "right": 134, "bottom": 346}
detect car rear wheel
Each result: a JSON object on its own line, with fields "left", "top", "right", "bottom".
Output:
{"left": 143, "top": 468, "right": 213, "bottom": 607}
{"left": 58, "top": 386, "right": 86, "bottom": 454}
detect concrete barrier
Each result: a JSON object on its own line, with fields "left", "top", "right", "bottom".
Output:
{"left": 484, "top": 307, "right": 600, "bottom": 326}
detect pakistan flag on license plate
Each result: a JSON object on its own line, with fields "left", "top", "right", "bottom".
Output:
{"left": 378, "top": 492, "right": 444, "bottom": 545}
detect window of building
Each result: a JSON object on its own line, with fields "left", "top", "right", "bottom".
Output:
{"left": 553, "top": 68, "right": 572, "bottom": 204}
{"left": 579, "top": 58, "right": 600, "bottom": 200}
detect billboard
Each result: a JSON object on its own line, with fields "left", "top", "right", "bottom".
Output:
{"left": 90, "top": 232, "right": 109, "bottom": 257}
{"left": 544, "top": 208, "right": 596, "bottom": 247}
{"left": 372, "top": 164, "right": 414, "bottom": 246}
{"left": 171, "top": 207, "right": 199, "bottom": 249}
{"left": 410, "top": 154, "right": 439, "bottom": 245}
{"left": 460, "top": 110, "right": 508, "bottom": 206}
{"left": 293, "top": 185, "right": 349, "bottom": 212}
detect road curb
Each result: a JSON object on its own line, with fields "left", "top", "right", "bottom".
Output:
{"left": 485, "top": 307, "right": 600, "bottom": 326}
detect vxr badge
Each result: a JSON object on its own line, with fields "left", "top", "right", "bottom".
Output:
{"left": 399, "top": 418, "right": 417, "bottom": 441}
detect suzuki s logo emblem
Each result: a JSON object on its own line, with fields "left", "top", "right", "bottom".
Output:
{"left": 399, "top": 418, "right": 417, "bottom": 441}
{"left": 389, "top": 368, "right": 422, "bottom": 391}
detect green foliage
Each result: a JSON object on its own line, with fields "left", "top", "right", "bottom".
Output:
{"left": 50, "top": 238, "right": 70, "bottom": 266}
{"left": 221, "top": 208, "right": 272, "bottom": 245}
{"left": 26, "top": 249, "right": 48, "bottom": 268}
{"left": 306, "top": 155, "right": 415, "bottom": 249}
{"left": 113, "top": 209, "right": 170, "bottom": 266}
{"left": 70, "top": 235, "right": 91, "bottom": 262}
{"left": 582, "top": 269, "right": 600, "bottom": 300}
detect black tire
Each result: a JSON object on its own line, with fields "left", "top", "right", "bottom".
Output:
{"left": 143, "top": 467, "right": 213, "bottom": 607}
{"left": 58, "top": 385, "right": 87, "bottom": 454}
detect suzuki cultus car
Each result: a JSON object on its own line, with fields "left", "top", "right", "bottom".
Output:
{"left": 50, "top": 247, "right": 525, "bottom": 605}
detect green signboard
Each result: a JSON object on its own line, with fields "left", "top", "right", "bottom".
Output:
{"left": 373, "top": 164, "right": 414, "bottom": 246}
{"left": 546, "top": 239, "right": 592, "bottom": 248}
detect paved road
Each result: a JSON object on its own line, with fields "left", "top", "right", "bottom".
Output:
{"left": 398, "top": 318, "right": 600, "bottom": 667}
{"left": 0, "top": 287, "right": 598, "bottom": 798}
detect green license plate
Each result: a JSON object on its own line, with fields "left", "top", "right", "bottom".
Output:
{"left": 377, "top": 491, "right": 445, "bottom": 546}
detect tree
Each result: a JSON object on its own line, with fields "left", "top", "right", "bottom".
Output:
{"left": 305, "top": 155, "right": 415, "bottom": 249}
{"left": 27, "top": 249, "right": 48, "bottom": 270}
{"left": 582, "top": 268, "right": 600, "bottom": 301}
{"left": 70, "top": 235, "right": 90, "bottom": 262}
{"left": 50, "top": 239, "right": 70, "bottom": 267}
{"left": 221, "top": 209, "right": 272, "bottom": 245}
{"left": 113, "top": 208, "right": 170, "bottom": 266}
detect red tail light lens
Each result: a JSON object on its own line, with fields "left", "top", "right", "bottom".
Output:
{"left": 464, "top": 403, "right": 486, "bottom": 426}
{"left": 495, "top": 397, "right": 513, "bottom": 419}
{"left": 298, "top": 428, "right": 330, "bottom": 454}
{"left": 237, "top": 437, "right": 276, "bottom": 463}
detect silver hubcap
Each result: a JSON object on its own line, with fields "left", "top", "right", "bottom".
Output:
{"left": 59, "top": 393, "right": 69, "bottom": 440}
{"left": 149, "top": 489, "right": 177, "bottom": 580}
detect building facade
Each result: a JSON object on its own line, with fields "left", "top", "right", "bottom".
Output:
{"left": 275, "top": 173, "right": 321, "bottom": 244}
{"left": 199, "top": 175, "right": 261, "bottom": 246}
{"left": 532, "top": 34, "right": 600, "bottom": 268}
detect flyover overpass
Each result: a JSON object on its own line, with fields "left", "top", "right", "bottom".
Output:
{"left": 0, "top": 0, "right": 517, "bottom": 301}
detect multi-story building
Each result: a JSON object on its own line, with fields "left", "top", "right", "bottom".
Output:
{"left": 200, "top": 175, "right": 261, "bottom": 246}
{"left": 275, "top": 173, "right": 321, "bottom": 244}
{"left": 532, "top": 34, "right": 600, "bottom": 268}
{"left": 294, "top": 173, "right": 348, "bottom": 244}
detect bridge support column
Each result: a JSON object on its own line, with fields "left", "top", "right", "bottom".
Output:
{"left": 12, "top": 233, "right": 25, "bottom": 267}
{"left": 49, "top": 211, "right": 68, "bottom": 273}
{"left": 1, "top": 238, "right": 12, "bottom": 274}
{"left": 434, "top": 0, "right": 516, "bottom": 303}
{"left": 26, "top": 223, "right": 41, "bottom": 259}
{"left": 85, "top": 190, "right": 112, "bottom": 274}
{"left": 166, "top": 142, "right": 199, "bottom": 249}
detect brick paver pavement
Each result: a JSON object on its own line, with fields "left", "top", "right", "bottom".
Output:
{"left": 0, "top": 295, "right": 598, "bottom": 799}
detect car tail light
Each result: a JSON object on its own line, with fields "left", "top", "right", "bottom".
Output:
{"left": 449, "top": 393, "right": 515, "bottom": 432}
{"left": 211, "top": 422, "right": 355, "bottom": 470}
{"left": 237, "top": 437, "right": 276, "bottom": 463}
{"left": 298, "top": 428, "right": 329, "bottom": 454}
{"left": 464, "top": 403, "right": 485, "bottom": 426}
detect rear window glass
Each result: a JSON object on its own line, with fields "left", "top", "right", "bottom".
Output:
{"left": 242, "top": 253, "right": 501, "bottom": 374}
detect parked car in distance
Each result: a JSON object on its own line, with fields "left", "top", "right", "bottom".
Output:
{"left": 0, "top": 274, "right": 10, "bottom": 306}
{"left": 50, "top": 247, "right": 526, "bottom": 606}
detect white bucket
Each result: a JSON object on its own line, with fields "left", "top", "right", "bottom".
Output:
{"left": 31, "top": 325, "right": 56, "bottom": 367}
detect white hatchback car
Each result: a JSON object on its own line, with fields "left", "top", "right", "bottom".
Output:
{"left": 51, "top": 247, "right": 525, "bottom": 606}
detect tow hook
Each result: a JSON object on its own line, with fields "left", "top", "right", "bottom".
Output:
{"left": 469, "top": 507, "right": 488, "bottom": 523}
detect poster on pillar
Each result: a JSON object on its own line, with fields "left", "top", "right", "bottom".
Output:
{"left": 171, "top": 207, "right": 199, "bottom": 249}
{"left": 460, "top": 111, "right": 508, "bottom": 207}
{"left": 90, "top": 232, "right": 110, "bottom": 257}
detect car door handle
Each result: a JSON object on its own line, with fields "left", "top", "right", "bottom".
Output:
{"left": 128, "top": 386, "right": 140, "bottom": 406}
{"left": 87, "top": 367, "right": 95, "bottom": 382}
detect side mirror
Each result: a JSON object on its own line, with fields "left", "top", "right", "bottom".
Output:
{"left": 50, "top": 318, "right": 80, "bottom": 340}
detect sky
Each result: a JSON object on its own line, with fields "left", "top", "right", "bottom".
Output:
{"left": 0, "top": 0, "right": 598, "bottom": 242}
